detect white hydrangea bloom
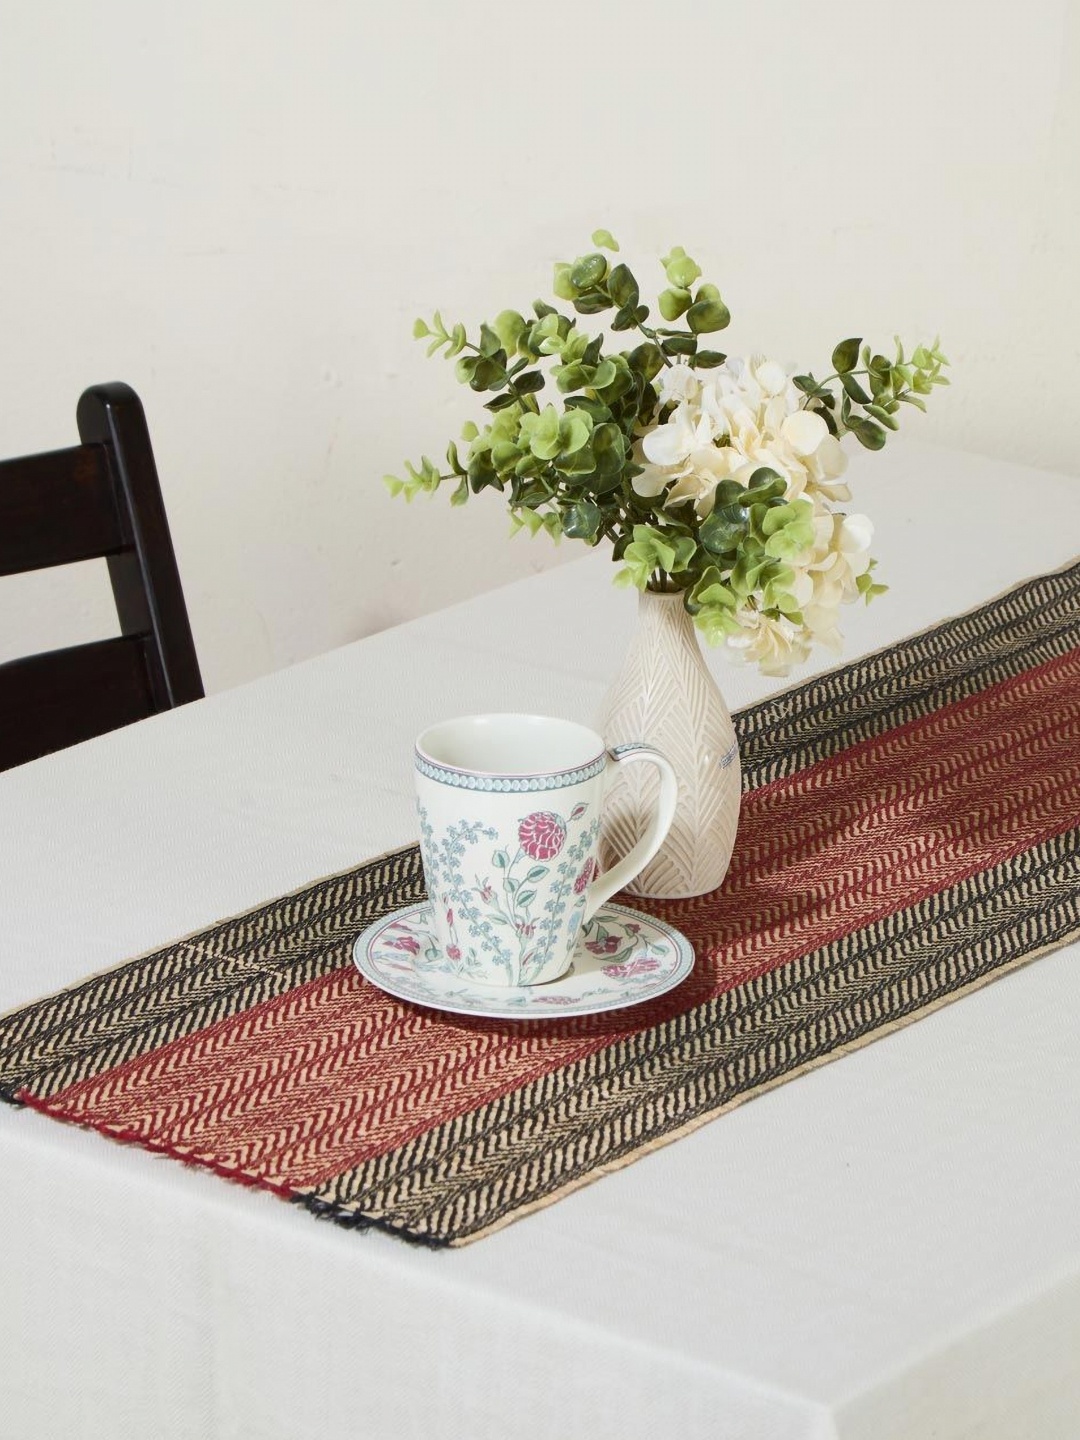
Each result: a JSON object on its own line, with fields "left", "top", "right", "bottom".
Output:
{"left": 723, "top": 608, "right": 811, "bottom": 677}
{"left": 637, "top": 353, "right": 848, "bottom": 517}
{"left": 632, "top": 353, "right": 880, "bottom": 675}
{"left": 655, "top": 361, "right": 701, "bottom": 407}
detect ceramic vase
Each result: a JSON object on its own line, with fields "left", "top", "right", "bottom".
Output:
{"left": 596, "top": 590, "right": 741, "bottom": 899}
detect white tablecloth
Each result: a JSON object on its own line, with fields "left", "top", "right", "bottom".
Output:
{"left": 2, "top": 438, "right": 1079, "bottom": 1440}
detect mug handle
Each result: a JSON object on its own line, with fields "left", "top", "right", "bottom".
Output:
{"left": 583, "top": 742, "right": 679, "bottom": 921}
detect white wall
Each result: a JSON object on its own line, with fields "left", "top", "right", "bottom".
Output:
{"left": 1, "top": 0, "right": 1076, "bottom": 692}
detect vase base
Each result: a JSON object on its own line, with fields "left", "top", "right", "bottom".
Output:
{"left": 623, "top": 879, "right": 728, "bottom": 901}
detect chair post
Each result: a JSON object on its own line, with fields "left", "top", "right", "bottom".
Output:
{"left": 76, "top": 383, "right": 204, "bottom": 709}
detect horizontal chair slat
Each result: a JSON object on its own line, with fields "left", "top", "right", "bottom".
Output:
{"left": 0, "top": 445, "right": 122, "bottom": 576}
{"left": 0, "top": 636, "right": 156, "bottom": 768}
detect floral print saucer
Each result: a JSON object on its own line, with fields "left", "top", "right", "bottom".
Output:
{"left": 353, "top": 901, "right": 694, "bottom": 1021}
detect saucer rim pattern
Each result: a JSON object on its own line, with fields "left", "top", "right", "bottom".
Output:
{"left": 352, "top": 899, "right": 695, "bottom": 1021}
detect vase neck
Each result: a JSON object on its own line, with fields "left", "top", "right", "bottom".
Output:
{"left": 635, "top": 590, "right": 714, "bottom": 674}
{"left": 638, "top": 589, "right": 698, "bottom": 643}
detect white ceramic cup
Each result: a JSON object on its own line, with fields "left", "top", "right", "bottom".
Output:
{"left": 414, "top": 713, "right": 678, "bottom": 987}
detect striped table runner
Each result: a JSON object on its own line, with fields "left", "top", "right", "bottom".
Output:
{"left": 2, "top": 561, "right": 1078, "bottom": 1245}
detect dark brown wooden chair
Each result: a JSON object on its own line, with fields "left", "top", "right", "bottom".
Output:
{"left": 0, "top": 382, "right": 204, "bottom": 771}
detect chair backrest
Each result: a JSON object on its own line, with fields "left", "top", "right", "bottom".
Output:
{"left": 0, "top": 382, "right": 204, "bottom": 770}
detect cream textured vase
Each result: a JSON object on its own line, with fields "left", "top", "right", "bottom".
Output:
{"left": 596, "top": 590, "right": 741, "bottom": 899}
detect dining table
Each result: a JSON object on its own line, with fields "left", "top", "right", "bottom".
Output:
{"left": 1, "top": 435, "right": 1078, "bottom": 1440}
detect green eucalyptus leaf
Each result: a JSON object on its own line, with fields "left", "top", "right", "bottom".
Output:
{"left": 558, "top": 445, "right": 596, "bottom": 479}
{"left": 519, "top": 405, "right": 562, "bottom": 460}
{"left": 831, "top": 337, "right": 862, "bottom": 374}
{"left": 492, "top": 309, "right": 527, "bottom": 355}
{"left": 490, "top": 439, "right": 520, "bottom": 469}
{"left": 581, "top": 334, "right": 603, "bottom": 366}
{"left": 627, "top": 343, "right": 664, "bottom": 380}
{"left": 840, "top": 372, "right": 871, "bottom": 404}
{"left": 558, "top": 408, "right": 593, "bottom": 456}
{"left": 562, "top": 499, "right": 602, "bottom": 540}
{"left": 555, "top": 362, "right": 589, "bottom": 393}
{"left": 761, "top": 500, "right": 812, "bottom": 540}
{"left": 591, "top": 228, "right": 619, "bottom": 252}
{"left": 467, "top": 452, "right": 500, "bottom": 493}
{"left": 591, "top": 468, "right": 625, "bottom": 496}
{"left": 662, "top": 247, "right": 701, "bottom": 288}
{"left": 742, "top": 469, "right": 787, "bottom": 504}
{"left": 668, "top": 534, "right": 697, "bottom": 572}
{"left": 552, "top": 263, "right": 577, "bottom": 301}
{"left": 695, "top": 350, "right": 727, "bottom": 368}
{"left": 764, "top": 530, "right": 811, "bottom": 562}
{"left": 865, "top": 403, "right": 900, "bottom": 430}
{"left": 469, "top": 356, "right": 507, "bottom": 391}
{"left": 607, "top": 263, "right": 639, "bottom": 308}
{"left": 658, "top": 287, "right": 691, "bottom": 321}
{"left": 686, "top": 566, "right": 730, "bottom": 614}
{"left": 711, "top": 479, "right": 746, "bottom": 509}
{"left": 570, "top": 253, "right": 608, "bottom": 289}
{"left": 700, "top": 503, "right": 749, "bottom": 554}
{"left": 694, "top": 578, "right": 737, "bottom": 610}
{"left": 573, "top": 291, "right": 611, "bottom": 315}
{"left": 695, "top": 605, "right": 741, "bottom": 645}
{"left": 595, "top": 362, "right": 634, "bottom": 402}
{"left": 661, "top": 334, "right": 697, "bottom": 356}
{"left": 478, "top": 323, "right": 502, "bottom": 358}
{"left": 687, "top": 298, "right": 731, "bottom": 333}
{"left": 590, "top": 421, "right": 626, "bottom": 476}
{"left": 563, "top": 395, "right": 611, "bottom": 421}
{"left": 853, "top": 419, "right": 887, "bottom": 449}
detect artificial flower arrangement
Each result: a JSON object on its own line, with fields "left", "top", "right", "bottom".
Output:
{"left": 386, "top": 231, "right": 948, "bottom": 675}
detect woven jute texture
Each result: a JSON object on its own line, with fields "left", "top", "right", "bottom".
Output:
{"left": 2, "top": 562, "right": 1078, "bottom": 1246}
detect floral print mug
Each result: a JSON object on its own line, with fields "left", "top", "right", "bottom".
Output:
{"left": 414, "top": 713, "right": 678, "bottom": 986}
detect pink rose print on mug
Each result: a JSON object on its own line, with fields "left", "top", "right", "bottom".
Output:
{"left": 517, "top": 811, "right": 567, "bottom": 861}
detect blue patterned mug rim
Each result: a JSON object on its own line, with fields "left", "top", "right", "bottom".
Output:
{"left": 415, "top": 712, "right": 608, "bottom": 791}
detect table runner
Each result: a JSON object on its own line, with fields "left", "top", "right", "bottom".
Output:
{"left": 2, "top": 562, "right": 1078, "bottom": 1246}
